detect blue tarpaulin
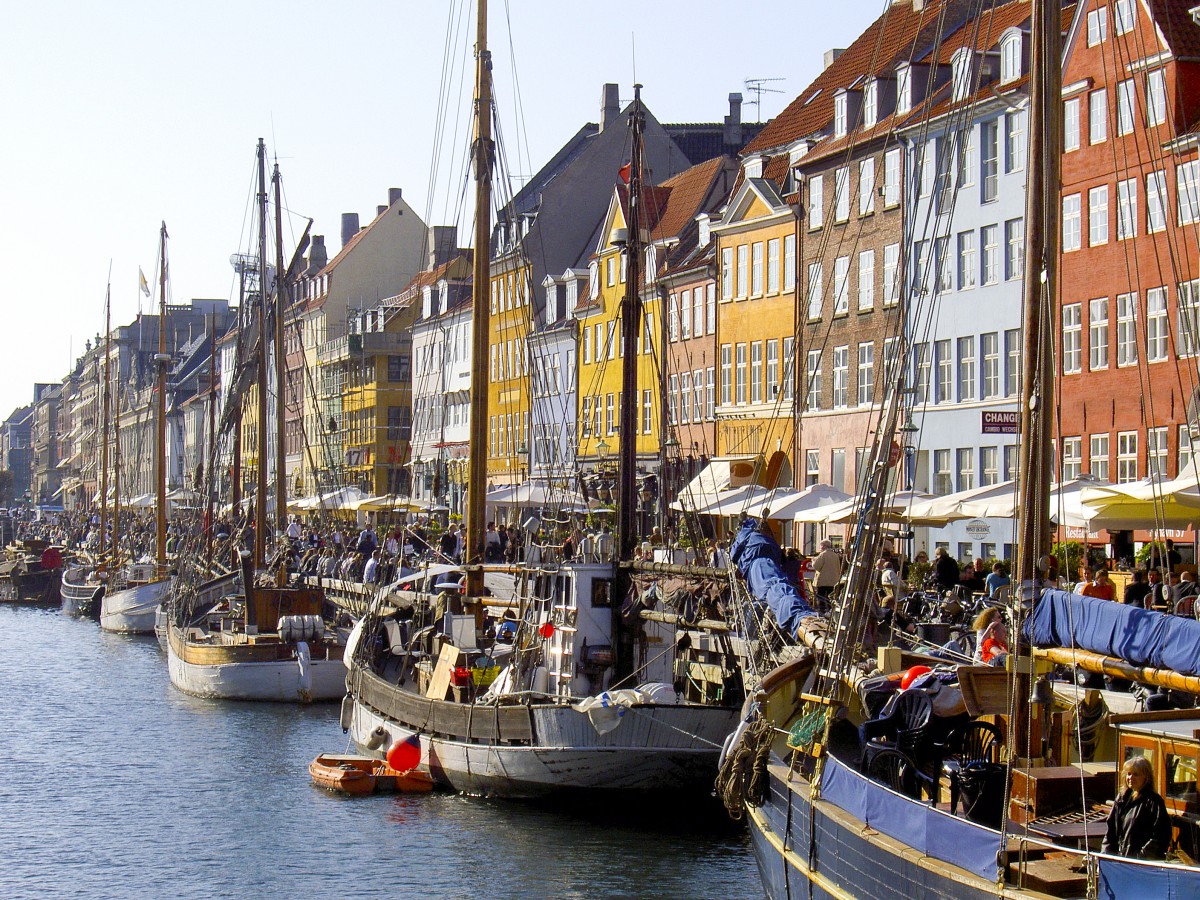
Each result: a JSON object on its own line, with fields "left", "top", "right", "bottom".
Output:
{"left": 1098, "top": 853, "right": 1200, "bottom": 898}
{"left": 1027, "top": 589, "right": 1200, "bottom": 676}
{"left": 820, "top": 755, "right": 1001, "bottom": 881}
{"left": 729, "top": 519, "right": 815, "bottom": 637}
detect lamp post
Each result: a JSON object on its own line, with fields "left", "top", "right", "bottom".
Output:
{"left": 516, "top": 443, "right": 529, "bottom": 483}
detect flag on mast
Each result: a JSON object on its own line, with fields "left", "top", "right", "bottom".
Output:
{"left": 138, "top": 267, "right": 151, "bottom": 298}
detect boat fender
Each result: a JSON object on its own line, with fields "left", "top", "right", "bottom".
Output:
{"left": 296, "top": 641, "right": 312, "bottom": 701}
{"left": 340, "top": 694, "right": 354, "bottom": 734}
{"left": 386, "top": 737, "right": 421, "bottom": 773}
{"left": 365, "top": 724, "right": 390, "bottom": 751}
{"left": 718, "top": 705, "right": 758, "bottom": 770}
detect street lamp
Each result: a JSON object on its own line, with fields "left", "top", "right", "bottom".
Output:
{"left": 596, "top": 437, "right": 610, "bottom": 462}
{"left": 516, "top": 443, "right": 529, "bottom": 482}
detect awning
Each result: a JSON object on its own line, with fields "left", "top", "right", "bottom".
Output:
{"left": 486, "top": 482, "right": 588, "bottom": 509}
{"left": 672, "top": 456, "right": 762, "bottom": 512}
{"left": 769, "top": 484, "right": 852, "bottom": 521}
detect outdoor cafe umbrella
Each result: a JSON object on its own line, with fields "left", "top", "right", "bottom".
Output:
{"left": 1079, "top": 472, "right": 1200, "bottom": 530}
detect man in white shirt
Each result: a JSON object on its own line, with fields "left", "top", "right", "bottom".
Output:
{"left": 811, "top": 539, "right": 842, "bottom": 610}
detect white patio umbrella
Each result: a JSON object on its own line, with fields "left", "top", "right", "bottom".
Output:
{"left": 958, "top": 475, "right": 1102, "bottom": 529}
{"left": 906, "top": 479, "right": 1017, "bottom": 522}
{"left": 486, "top": 482, "right": 587, "bottom": 508}
{"left": 797, "top": 489, "right": 935, "bottom": 525}
{"left": 771, "top": 484, "right": 851, "bottom": 521}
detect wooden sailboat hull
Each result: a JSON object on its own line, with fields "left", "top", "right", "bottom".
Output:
{"left": 99, "top": 578, "right": 172, "bottom": 634}
{"left": 347, "top": 667, "right": 738, "bottom": 797}
{"left": 60, "top": 568, "right": 103, "bottom": 619}
{"left": 166, "top": 624, "right": 345, "bottom": 701}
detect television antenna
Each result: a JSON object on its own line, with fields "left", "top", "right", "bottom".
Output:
{"left": 744, "top": 77, "right": 786, "bottom": 121}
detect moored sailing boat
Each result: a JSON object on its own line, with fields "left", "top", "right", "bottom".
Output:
{"left": 724, "top": 2, "right": 1200, "bottom": 897}
{"left": 99, "top": 223, "right": 174, "bottom": 634}
{"left": 165, "top": 139, "right": 345, "bottom": 702}
{"left": 342, "top": 1, "right": 743, "bottom": 797}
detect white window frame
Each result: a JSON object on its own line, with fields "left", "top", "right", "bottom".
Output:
{"left": 834, "top": 167, "right": 850, "bottom": 222}
{"left": 1116, "top": 291, "right": 1138, "bottom": 368}
{"left": 1117, "top": 431, "right": 1138, "bottom": 484}
{"left": 957, "top": 230, "right": 977, "bottom": 290}
{"left": 1063, "top": 195, "right": 1081, "bottom": 251}
{"left": 1090, "top": 433, "right": 1110, "bottom": 481}
{"left": 1147, "top": 286, "right": 1168, "bottom": 362}
{"left": 832, "top": 346, "right": 849, "bottom": 409}
{"left": 884, "top": 148, "right": 901, "bottom": 207}
{"left": 1147, "top": 170, "right": 1167, "bottom": 233}
{"left": 859, "top": 157, "right": 875, "bottom": 215}
{"left": 1117, "top": 79, "right": 1135, "bottom": 136}
{"left": 857, "top": 341, "right": 874, "bottom": 407}
{"left": 806, "top": 349, "right": 821, "bottom": 411}
{"left": 807, "top": 262, "right": 823, "bottom": 319}
{"left": 809, "top": 175, "right": 824, "bottom": 229}
{"left": 1089, "top": 184, "right": 1109, "bottom": 246}
{"left": 1089, "top": 89, "right": 1107, "bottom": 144}
{"left": 1147, "top": 69, "right": 1167, "bottom": 127}
{"left": 883, "top": 243, "right": 900, "bottom": 306}
{"left": 958, "top": 336, "right": 976, "bottom": 402}
{"left": 833, "top": 256, "right": 849, "bottom": 314}
{"left": 981, "top": 332, "right": 1000, "bottom": 399}
{"left": 1117, "top": 177, "right": 1138, "bottom": 240}
{"left": 858, "top": 250, "right": 875, "bottom": 310}
{"left": 1089, "top": 297, "right": 1109, "bottom": 371}
{"left": 1062, "top": 302, "right": 1082, "bottom": 374}
{"left": 981, "top": 224, "right": 999, "bottom": 285}
{"left": 1064, "top": 97, "right": 1080, "bottom": 152}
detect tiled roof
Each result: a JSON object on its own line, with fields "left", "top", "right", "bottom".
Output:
{"left": 651, "top": 156, "right": 730, "bottom": 241}
{"left": 744, "top": 0, "right": 980, "bottom": 156}
{"left": 1147, "top": 0, "right": 1200, "bottom": 58}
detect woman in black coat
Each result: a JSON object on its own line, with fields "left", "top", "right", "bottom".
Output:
{"left": 1102, "top": 756, "right": 1172, "bottom": 860}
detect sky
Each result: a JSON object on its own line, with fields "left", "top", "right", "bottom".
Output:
{"left": 0, "top": 1, "right": 881, "bottom": 420}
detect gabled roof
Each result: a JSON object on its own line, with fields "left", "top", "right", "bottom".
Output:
{"left": 743, "top": 0, "right": 980, "bottom": 157}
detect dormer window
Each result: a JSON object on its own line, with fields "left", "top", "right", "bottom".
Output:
{"left": 1000, "top": 31, "right": 1022, "bottom": 84}
{"left": 951, "top": 48, "right": 973, "bottom": 102}
{"left": 863, "top": 79, "right": 878, "bottom": 128}
{"left": 834, "top": 92, "right": 848, "bottom": 137}
{"left": 897, "top": 64, "right": 912, "bottom": 114}
{"left": 697, "top": 213, "right": 711, "bottom": 248}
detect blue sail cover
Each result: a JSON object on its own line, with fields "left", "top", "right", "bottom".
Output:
{"left": 729, "top": 519, "right": 815, "bottom": 637}
{"left": 1027, "top": 589, "right": 1200, "bottom": 676}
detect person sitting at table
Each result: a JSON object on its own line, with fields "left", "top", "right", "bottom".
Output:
{"left": 972, "top": 608, "right": 1009, "bottom": 666}
{"left": 1102, "top": 756, "right": 1172, "bottom": 860}
{"left": 1122, "top": 568, "right": 1152, "bottom": 608}
{"left": 1080, "top": 568, "right": 1116, "bottom": 601}
{"left": 984, "top": 562, "right": 1010, "bottom": 599}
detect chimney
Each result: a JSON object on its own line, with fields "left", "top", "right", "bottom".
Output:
{"left": 376, "top": 205, "right": 387, "bottom": 217}
{"left": 824, "top": 48, "right": 845, "bottom": 69}
{"left": 911, "top": 0, "right": 926, "bottom": 9}
{"left": 599, "top": 83, "right": 620, "bottom": 132}
{"left": 341, "top": 213, "right": 360, "bottom": 249}
{"left": 388, "top": 187, "right": 402, "bottom": 207}
{"left": 426, "top": 225, "right": 458, "bottom": 270}
{"left": 725, "top": 92, "right": 744, "bottom": 144}
{"left": 307, "top": 235, "right": 328, "bottom": 274}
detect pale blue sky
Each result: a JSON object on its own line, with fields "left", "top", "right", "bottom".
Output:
{"left": 0, "top": 1, "right": 881, "bottom": 419}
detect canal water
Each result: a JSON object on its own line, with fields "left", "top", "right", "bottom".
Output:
{"left": 0, "top": 604, "right": 760, "bottom": 899}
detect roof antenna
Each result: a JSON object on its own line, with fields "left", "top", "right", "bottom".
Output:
{"left": 744, "top": 77, "right": 786, "bottom": 122}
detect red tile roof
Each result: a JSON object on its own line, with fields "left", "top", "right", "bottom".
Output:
{"left": 744, "top": 0, "right": 979, "bottom": 156}
{"left": 1147, "top": 0, "right": 1200, "bottom": 58}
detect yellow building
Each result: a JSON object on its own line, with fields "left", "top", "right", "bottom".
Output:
{"left": 709, "top": 168, "right": 799, "bottom": 487}
{"left": 485, "top": 257, "right": 532, "bottom": 487}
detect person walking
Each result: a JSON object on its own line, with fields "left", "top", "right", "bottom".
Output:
{"left": 811, "top": 539, "right": 842, "bottom": 611}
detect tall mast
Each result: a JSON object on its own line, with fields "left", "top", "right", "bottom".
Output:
{"left": 155, "top": 222, "right": 169, "bottom": 577}
{"left": 99, "top": 284, "right": 111, "bottom": 559}
{"left": 465, "top": 0, "right": 493, "bottom": 593}
{"left": 1015, "top": 0, "right": 1061, "bottom": 589}
{"left": 272, "top": 163, "right": 287, "bottom": 552}
{"left": 613, "top": 84, "right": 646, "bottom": 685}
{"left": 113, "top": 317, "right": 122, "bottom": 568}
{"left": 204, "top": 312, "right": 217, "bottom": 567}
{"left": 254, "top": 138, "right": 270, "bottom": 568}
{"left": 231, "top": 270, "right": 244, "bottom": 568}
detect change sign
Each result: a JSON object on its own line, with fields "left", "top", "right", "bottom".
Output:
{"left": 982, "top": 411, "right": 1019, "bottom": 434}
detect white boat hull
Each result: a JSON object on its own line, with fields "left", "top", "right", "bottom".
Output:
{"left": 347, "top": 682, "right": 738, "bottom": 797}
{"left": 167, "top": 639, "right": 346, "bottom": 702}
{"left": 100, "top": 578, "right": 172, "bottom": 634}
